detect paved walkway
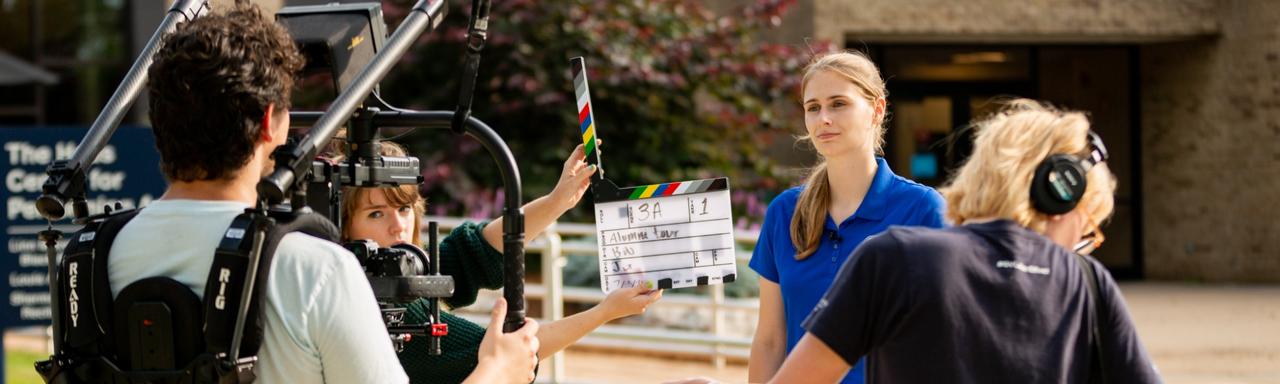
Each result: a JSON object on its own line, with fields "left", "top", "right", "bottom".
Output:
{"left": 555, "top": 282, "right": 1280, "bottom": 383}
{"left": 1121, "top": 283, "right": 1280, "bottom": 384}
{"left": 7, "top": 282, "right": 1279, "bottom": 383}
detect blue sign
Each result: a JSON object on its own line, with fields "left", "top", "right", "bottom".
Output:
{"left": 1, "top": 126, "right": 166, "bottom": 329}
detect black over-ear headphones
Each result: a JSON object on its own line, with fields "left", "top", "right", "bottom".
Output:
{"left": 1030, "top": 130, "right": 1109, "bottom": 215}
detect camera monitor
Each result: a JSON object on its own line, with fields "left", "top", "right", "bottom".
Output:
{"left": 277, "top": 3, "right": 387, "bottom": 96}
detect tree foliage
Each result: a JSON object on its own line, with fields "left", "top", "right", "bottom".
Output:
{"left": 378, "top": 0, "right": 819, "bottom": 225}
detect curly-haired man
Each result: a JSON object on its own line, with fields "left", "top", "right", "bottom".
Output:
{"left": 107, "top": 3, "right": 537, "bottom": 383}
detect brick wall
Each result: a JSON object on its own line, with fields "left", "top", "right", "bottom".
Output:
{"left": 813, "top": 0, "right": 1219, "bottom": 45}
{"left": 802, "top": 0, "right": 1278, "bottom": 281}
{"left": 1140, "top": 0, "right": 1280, "bottom": 282}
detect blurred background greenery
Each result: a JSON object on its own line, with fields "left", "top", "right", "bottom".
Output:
{"left": 1, "top": 0, "right": 819, "bottom": 230}
{"left": 372, "top": 0, "right": 813, "bottom": 228}
{"left": 5, "top": 349, "right": 41, "bottom": 384}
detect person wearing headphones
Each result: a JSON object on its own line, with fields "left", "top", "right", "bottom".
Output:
{"left": 767, "top": 100, "right": 1161, "bottom": 383}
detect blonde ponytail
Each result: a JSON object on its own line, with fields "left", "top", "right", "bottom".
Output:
{"left": 790, "top": 163, "right": 831, "bottom": 260}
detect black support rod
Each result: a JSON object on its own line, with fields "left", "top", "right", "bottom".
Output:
{"left": 38, "top": 230, "right": 62, "bottom": 354}
{"left": 36, "top": 0, "right": 207, "bottom": 222}
{"left": 257, "top": 0, "right": 447, "bottom": 204}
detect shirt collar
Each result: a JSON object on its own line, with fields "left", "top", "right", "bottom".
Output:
{"left": 825, "top": 157, "right": 897, "bottom": 229}
{"left": 857, "top": 157, "right": 896, "bottom": 221}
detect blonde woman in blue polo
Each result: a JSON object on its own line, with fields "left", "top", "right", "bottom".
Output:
{"left": 747, "top": 52, "right": 946, "bottom": 384}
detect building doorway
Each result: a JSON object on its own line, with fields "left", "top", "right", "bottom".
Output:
{"left": 865, "top": 45, "right": 1143, "bottom": 278}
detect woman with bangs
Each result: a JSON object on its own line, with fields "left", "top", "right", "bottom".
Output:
{"left": 768, "top": 100, "right": 1161, "bottom": 383}
{"left": 339, "top": 141, "right": 663, "bottom": 383}
{"left": 748, "top": 51, "right": 947, "bottom": 384}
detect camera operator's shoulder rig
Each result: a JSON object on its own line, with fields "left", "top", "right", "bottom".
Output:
{"left": 38, "top": 0, "right": 516, "bottom": 380}
{"left": 37, "top": 206, "right": 339, "bottom": 384}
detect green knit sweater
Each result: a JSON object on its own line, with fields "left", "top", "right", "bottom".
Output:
{"left": 398, "top": 221, "right": 505, "bottom": 384}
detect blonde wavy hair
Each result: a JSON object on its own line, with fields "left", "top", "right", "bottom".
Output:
{"left": 939, "top": 99, "right": 1116, "bottom": 234}
{"left": 791, "top": 51, "right": 888, "bottom": 260}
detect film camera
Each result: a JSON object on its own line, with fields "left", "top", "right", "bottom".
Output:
{"left": 276, "top": 2, "right": 454, "bottom": 354}
{"left": 345, "top": 229, "right": 453, "bottom": 353}
{"left": 34, "top": 1, "right": 519, "bottom": 381}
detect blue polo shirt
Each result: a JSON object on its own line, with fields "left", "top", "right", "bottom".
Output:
{"left": 749, "top": 157, "right": 945, "bottom": 383}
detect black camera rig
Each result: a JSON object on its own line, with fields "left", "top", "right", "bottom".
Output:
{"left": 32, "top": 0, "right": 515, "bottom": 382}
{"left": 346, "top": 224, "right": 453, "bottom": 354}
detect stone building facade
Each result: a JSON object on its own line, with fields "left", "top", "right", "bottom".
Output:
{"left": 767, "top": 0, "right": 1277, "bottom": 282}
{"left": 147, "top": 0, "right": 1278, "bottom": 282}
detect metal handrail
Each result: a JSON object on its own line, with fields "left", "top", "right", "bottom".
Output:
{"left": 423, "top": 216, "right": 761, "bottom": 382}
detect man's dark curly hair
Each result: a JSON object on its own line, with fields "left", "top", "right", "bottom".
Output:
{"left": 148, "top": 2, "right": 303, "bottom": 182}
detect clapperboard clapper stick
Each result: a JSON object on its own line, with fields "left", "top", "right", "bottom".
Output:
{"left": 570, "top": 57, "right": 739, "bottom": 293}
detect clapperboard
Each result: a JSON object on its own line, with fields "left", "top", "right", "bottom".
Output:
{"left": 571, "top": 57, "right": 738, "bottom": 293}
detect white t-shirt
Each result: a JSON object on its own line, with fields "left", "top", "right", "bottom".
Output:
{"left": 109, "top": 199, "right": 408, "bottom": 383}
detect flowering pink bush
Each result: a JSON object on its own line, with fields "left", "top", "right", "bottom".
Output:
{"left": 378, "top": 0, "right": 828, "bottom": 227}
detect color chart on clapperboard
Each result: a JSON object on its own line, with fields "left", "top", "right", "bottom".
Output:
{"left": 571, "top": 57, "right": 739, "bottom": 293}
